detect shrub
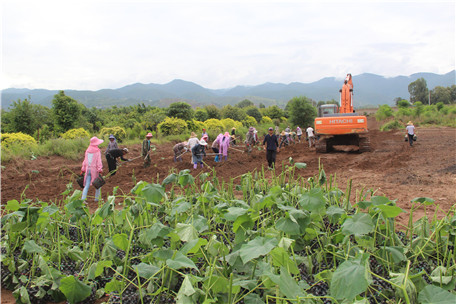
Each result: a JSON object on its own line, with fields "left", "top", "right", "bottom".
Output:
{"left": 34, "top": 124, "right": 52, "bottom": 143}
{"left": 186, "top": 119, "right": 206, "bottom": 133}
{"left": 220, "top": 118, "right": 242, "bottom": 131}
{"left": 380, "top": 120, "right": 403, "bottom": 131}
{"left": 99, "top": 126, "right": 127, "bottom": 142}
{"left": 261, "top": 116, "right": 273, "bottom": 124}
{"left": 61, "top": 128, "right": 90, "bottom": 140}
{"left": 242, "top": 115, "right": 257, "bottom": 127}
{"left": 375, "top": 105, "right": 394, "bottom": 121}
{"left": 1, "top": 132, "right": 37, "bottom": 146}
{"left": 158, "top": 117, "right": 188, "bottom": 136}
{"left": 204, "top": 118, "right": 225, "bottom": 139}
{"left": 397, "top": 100, "right": 410, "bottom": 108}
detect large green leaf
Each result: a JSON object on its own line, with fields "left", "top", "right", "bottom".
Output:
{"left": 330, "top": 257, "right": 371, "bottom": 301}
{"left": 275, "top": 217, "right": 300, "bottom": 235}
{"left": 134, "top": 263, "right": 160, "bottom": 279}
{"left": 166, "top": 252, "right": 197, "bottom": 270}
{"left": 267, "top": 266, "right": 305, "bottom": 299}
{"left": 162, "top": 173, "right": 178, "bottom": 186}
{"left": 112, "top": 233, "right": 129, "bottom": 251}
{"left": 298, "top": 189, "right": 326, "bottom": 214}
{"left": 139, "top": 183, "right": 165, "bottom": 204}
{"left": 239, "top": 237, "right": 278, "bottom": 264}
{"left": 375, "top": 204, "right": 404, "bottom": 218}
{"left": 418, "top": 285, "right": 456, "bottom": 304}
{"left": 59, "top": 275, "right": 92, "bottom": 304}
{"left": 175, "top": 223, "right": 198, "bottom": 242}
{"left": 270, "top": 247, "right": 299, "bottom": 275}
{"left": 341, "top": 213, "right": 374, "bottom": 236}
{"left": 224, "top": 207, "right": 248, "bottom": 221}
{"left": 23, "top": 240, "right": 44, "bottom": 254}
{"left": 411, "top": 197, "right": 435, "bottom": 205}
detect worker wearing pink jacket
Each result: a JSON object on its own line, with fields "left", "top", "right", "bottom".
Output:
{"left": 219, "top": 132, "right": 231, "bottom": 161}
{"left": 81, "top": 137, "right": 104, "bottom": 202}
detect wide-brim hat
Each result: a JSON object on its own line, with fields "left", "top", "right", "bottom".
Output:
{"left": 232, "top": 127, "right": 236, "bottom": 130}
{"left": 146, "top": 132, "right": 153, "bottom": 138}
{"left": 224, "top": 132, "right": 230, "bottom": 136}
{"left": 407, "top": 121, "right": 413, "bottom": 125}
{"left": 90, "top": 136, "right": 104, "bottom": 146}
{"left": 199, "top": 139, "right": 208, "bottom": 146}
{"left": 109, "top": 134, "right": 115, "bottom": 139}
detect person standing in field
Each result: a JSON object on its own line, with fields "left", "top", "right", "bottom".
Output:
{"left": 106, "top": 148, "right": 130, "bottom": 175}
{"left": 192, "top": 139, "right": 207, "bottom": 169}
{"left": 142, "top": 133, "right": 153, "bottom": 168}
{"left": 306, "top": 126, "right": 316, "bottom": 148}
{"left": 263, "top": 127, "right": 279, "bottom": 169}
{"left": 406, "top": 121, "right": 416, "bottom": 147}
{"left": 173, "top": 141, "right": 188, "bottom": 162}
{"left": 219, "top": 132, "right": 231, "bottom": 161}
{"left": 231, "top": 127, "right": 237, "bottom": 146}
{"left": 245, "top": 127, "right": 256, "bottom": 154}
{"left": 105, "top": 134, "right": 118, "bottom": 155}
{"left": 212, "top": 133, "right": 222, "bottom": 162}
{"left": 296, "top": 126, "right": 302, "bottom": 143}
{"left": 81, "top": 137, "right": 104, "bottom": 202}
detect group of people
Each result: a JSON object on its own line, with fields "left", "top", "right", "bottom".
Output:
{"left": 275, "top": 125, "right": 316, "bottom": 148}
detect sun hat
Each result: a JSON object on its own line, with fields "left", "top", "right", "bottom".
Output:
{"left": 123, "top": 148, "right": 129, "bottom": 153}
{"left": 202, "top": 134, "right": 208, "bottom": 139}
{"left": 199, "top": 139, "right": 208, "bottom": 146}
{"left": 146, "top": 132, "right": 153, "bottom": 138}
{"left": 109, "top": 134, "right": 115, "bottom": 139}
{"left": 224, "top": 132, "right": 230, "bottom": 136}
{"left": 232, "top": 127, "right": 236, "bottom": 130}
{"left": 90, "top": 136, "right": 104, "bottom": 146}
{"left": 407, "top": 121, "right": 413, "bottom": 125}
{"left": 183, "top": 141, "right": 188, "bottom": 145}
{"left": 249, "top": 127, "right": 254, "bottom": 132}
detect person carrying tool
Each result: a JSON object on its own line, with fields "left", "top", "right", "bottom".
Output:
{"left": 279, "top": 131, "right": 288, "bottom": 148}
{"left": 296, "top": 127, "right": 302, "bottom": 143}
{"left": 105, "top": 134, "right": 119, "bottom": 155}
{"left": 245, "top": 127, "right": 256, "bottom": 154}
{"left": 263, "top": 127, "right": 279, "bottom": 169}
{"left": 231, "top": 127, "right": 237, "bottom": 145}
{"left": 81, "top": 137, "right": 104, "bottom": 202}
{"left": 212, "top": 133, "right": 222, "bottom": 162}
{"left": 106, "top": 148, "right": 130, "bottom": 175}
{"left": 173, "top": 141, "right": 188, "bottom": 162}
{"left": 142, "top": 133, "right": 154, "bottom": 168}
{"left": 406, "top": 121, "right": 416, "bottom": 147}
{"left": 192, "top": 139, "right": 207, "bottom": 169}
{"left": 219, "top": 132, "right": 231, "bottom": 161}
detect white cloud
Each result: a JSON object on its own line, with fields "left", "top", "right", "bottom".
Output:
{"left": 1, "top": 0, "right": 454, "bottom": 90}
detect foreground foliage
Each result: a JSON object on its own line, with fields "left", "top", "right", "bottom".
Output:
{"left": 1, "top": 165, "right": 455, "bottom": 304}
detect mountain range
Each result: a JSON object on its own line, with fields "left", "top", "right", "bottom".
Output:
{"left": 1, "top": 71, "right": 454, "bottom": 109}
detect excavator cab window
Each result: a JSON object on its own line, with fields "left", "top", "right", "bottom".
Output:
{"left": 318, "top": 104, "right": 339, "bottom": 117}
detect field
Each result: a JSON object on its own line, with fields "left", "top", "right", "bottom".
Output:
{"left": 1, "top": 117, "right": 455, "bottom": 303}
{"left": 2, "top": 118, "right": 455, "bottom": 225}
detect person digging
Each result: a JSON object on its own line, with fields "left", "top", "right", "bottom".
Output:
{"left": 191, "top": 139, "right": 207, "bottom": 169}
{"left": 106, "top": 147, "right": 130, "bottom": 175}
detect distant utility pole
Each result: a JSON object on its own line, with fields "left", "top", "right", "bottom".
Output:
{"left": 429, "top": 91, "right": 431, "bottom": 105}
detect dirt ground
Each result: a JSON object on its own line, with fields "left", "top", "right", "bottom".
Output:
{"left": 2, "top": 117, "right": 455, "bottom": 223}
{"left": 1, "top": 117, "right": 456, "bottom": 303}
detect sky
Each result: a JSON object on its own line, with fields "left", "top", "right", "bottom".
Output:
{"left": 1, "top": 0, "right": 455, "bottom": 91}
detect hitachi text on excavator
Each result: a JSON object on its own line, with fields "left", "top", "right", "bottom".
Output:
{"left": 314, "top": 74, "right": 371, "bottom": 153}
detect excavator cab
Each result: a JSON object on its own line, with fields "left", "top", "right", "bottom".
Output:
{"left": 318, "top": 104, "right": 339, "bottom": 117}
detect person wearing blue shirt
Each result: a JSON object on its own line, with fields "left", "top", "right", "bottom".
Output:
{"left": 263, "top": 127, "right": 280, "bottom": 169}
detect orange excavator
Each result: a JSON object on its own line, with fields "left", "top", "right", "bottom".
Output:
{"left": 314, "top": 74, "right": 370, "bottom": 153}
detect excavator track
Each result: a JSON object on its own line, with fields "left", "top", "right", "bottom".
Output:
{"left": 358, "top": 136, "right": 371, "bottom": 152}
{"left": 316, "top": 137, "right": 329, "bottom": 153}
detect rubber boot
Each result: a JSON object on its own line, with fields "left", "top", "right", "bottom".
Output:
{"left": 200, "top": 163, "right": 204, "bottom": 168}
{"left": 193, "top": 163, "right": 197, "bottom": 169}
{"left": 215, "top": 155, "right": 219, "bottom": 162}
{"left": 224, "top": 156, "right": 228, "bottom": 161}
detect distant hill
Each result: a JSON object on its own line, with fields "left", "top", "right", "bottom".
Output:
{"left": 1, "top": 71, "right": 454, "bottom": 109}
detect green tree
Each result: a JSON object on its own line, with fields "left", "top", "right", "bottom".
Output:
{"left": 8, "top": 98, "right": 36, "bottom": 135}
{"left": 194, "top": 108, "right": 209, "bottom": 122}
{"left": 236, "top": 99, "right": 254, "bottom": 108}
{"left": 397, "top": 100, "right": 410, "bottom": 108}
{"left": 167, "top": 102, "right": 194, "bottom": 121}
{"left": 430, "top": 86, "right": 452, "bottom": 104}
{"left": 204, "top": 105, "right": 221, "bottom": 119}
{"left": 262, "top": 105, "right": 284, "bottom": 120}
{"left": 259, "top": 102, "right": 265, "bottom": 109}
{"left": 286, "top": 96, "right": 317, "bottom": 128}
{"left": 52, "top": 91, "right": 81, "bottom": 132}
{"left": 221, "top": 105, "right": 247, "bottom": 121}
{"left": 408, "top": 78, "right": 429, "bottom": 104}
{"left": 245, "top": 106, "right": 263, "bottom": 123}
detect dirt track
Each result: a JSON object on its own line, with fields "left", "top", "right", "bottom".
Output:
{"left": 2, "top": 118, "right": 456, "bottom": 227}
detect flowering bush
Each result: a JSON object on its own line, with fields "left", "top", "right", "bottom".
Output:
{"left": 1, "top": 132, "right": 37, "bottom": 146}
{"left": 158, "top": 117, "right": 188, "bottom": 136}
{"left": 100, "top": 127, "right": 127, "bottom": 142}
{"left": 61, "top": 128, "right": 90, "bottom": 140}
